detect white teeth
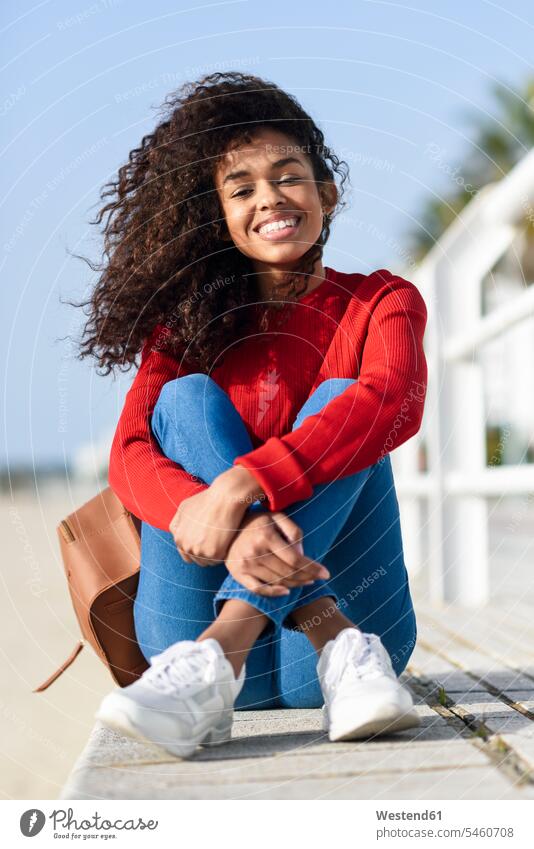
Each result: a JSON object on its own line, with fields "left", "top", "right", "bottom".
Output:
{"left": 258, "top": 217, "right": 299, "bottom": 235}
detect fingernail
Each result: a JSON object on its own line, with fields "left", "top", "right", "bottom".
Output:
{"left": 319, "top": 569, "right": 330, "bottom": 579}
{"left": 304, "top": 580, "right": 315, "bottom": 586}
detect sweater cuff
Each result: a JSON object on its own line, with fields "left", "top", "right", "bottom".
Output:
{"left": 233, "top": 437, "right": 314, "bottom": 511}
{"left": 109, "top": 470, "right": 209, "bottom": 532}
{"left": 157, "top": 479, "right": 211, "bottom": 529}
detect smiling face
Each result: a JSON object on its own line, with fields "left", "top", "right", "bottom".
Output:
{"left": 213, "top": 128, "right": 336, "bottom": 289}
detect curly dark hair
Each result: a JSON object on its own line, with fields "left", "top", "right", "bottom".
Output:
{"left": 70, "top": 71, "right": 350, "bottom": 375}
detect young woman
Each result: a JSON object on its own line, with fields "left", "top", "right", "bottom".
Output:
{"left": 76, "top": 72, "right": 428, "bottom": 758}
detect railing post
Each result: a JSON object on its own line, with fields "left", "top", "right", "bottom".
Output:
{"left": 437, "top": 260, "right": 489, "bottom": 605}
{"left": 421, "top": 151, "right": 534, "bottom": 604}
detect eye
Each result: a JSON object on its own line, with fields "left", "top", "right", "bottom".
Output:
{"left": 231, "top": 176, "right": 302, "bottom": 199}
{"left": 278, "top": 176, "right": 302, "bottom": 186}
{"left": 232, "top": 187, "right": 252, "bottom": 199}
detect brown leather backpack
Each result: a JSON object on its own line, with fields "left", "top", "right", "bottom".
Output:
{"left": 34, "top": 486, "right": 149, "bottom": 692}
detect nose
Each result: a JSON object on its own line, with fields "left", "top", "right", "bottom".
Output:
{"left": 257, "top": 178, "right": 287, "bottom": 209}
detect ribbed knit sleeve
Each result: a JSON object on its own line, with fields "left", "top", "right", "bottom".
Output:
{"left": 233, "top": 275, "right": 428, "bottom": 511}
{"left": 108, "top": 326, "right": 209, "bottom": 531}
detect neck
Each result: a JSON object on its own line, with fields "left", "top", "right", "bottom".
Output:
{"left": 255, "top": 257, "right": 326, "bottom": 301}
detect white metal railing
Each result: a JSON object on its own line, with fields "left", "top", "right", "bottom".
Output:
{"left": 393, "top": 148, "right": 534, "bottom": 607}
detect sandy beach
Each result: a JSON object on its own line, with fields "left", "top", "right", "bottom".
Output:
{"left": 1, "top": 482, "right": 112, "bottom": 799}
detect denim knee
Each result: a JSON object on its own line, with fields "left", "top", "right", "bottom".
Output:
{"left": 152, "top": 373, "right": 205, "bottom": 430}
{"left": 292, "top": 378, "right": 357, "bottom": 430}
{"left": 153, "top": 372, "right": 211, "bottom": 415}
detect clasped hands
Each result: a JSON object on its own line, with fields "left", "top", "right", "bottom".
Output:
{"left": 169, "top": 466, "right": 329, "bottom": 597}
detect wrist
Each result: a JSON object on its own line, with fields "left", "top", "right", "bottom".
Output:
{"left": 214, "top": 466, "right": 268, "bottom": 507}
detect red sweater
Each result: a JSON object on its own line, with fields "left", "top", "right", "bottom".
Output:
{"left": 108, "top": 267, "right": 428, "bottom": 531}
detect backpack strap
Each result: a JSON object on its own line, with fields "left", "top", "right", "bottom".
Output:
{"left": 33, "top": 641, "right": 85, "bottom": 692}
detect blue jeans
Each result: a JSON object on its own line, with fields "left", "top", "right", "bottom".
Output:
{"left": 133, "top": 374, "right": 417, "bottom": 709}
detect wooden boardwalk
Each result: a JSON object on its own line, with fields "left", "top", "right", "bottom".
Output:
{"left": 57, "top": 499, "right": 534, "bottom": 799}
{"left": 60, "top": 598, "right": 534, "bottom": 800}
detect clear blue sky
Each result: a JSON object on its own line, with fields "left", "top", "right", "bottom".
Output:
{"left": 2, "top": 0, "right": 533, "bottom": 467}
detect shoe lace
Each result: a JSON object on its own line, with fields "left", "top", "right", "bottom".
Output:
{"left": 347, "top": 636, "right": 391, "bottom": 679}
{"left": 339, "top": 634, "right": 393, "bottom": 685}
{"left": 145, "top": 645, "right": 214, "bottom": 695}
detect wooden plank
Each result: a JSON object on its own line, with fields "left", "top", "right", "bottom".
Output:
{"left": 408, "top": 629, "right": 534, "bottom": 784}
{"left": 419, "top": 605, "right": 534, "bottom": 668}
{"left": 408, "top": 641, "right": 488, "bottom": 693}
{"left": 500, "top": 732, "right": 534, "bottom": 774}
{"left": 61, "top": 764, "right": 532, "bottom": 801}
{"left": 416, "top": 611, "right": 534, "bottom": 695}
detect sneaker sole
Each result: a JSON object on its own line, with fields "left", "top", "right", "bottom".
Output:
{"left": 95, "top": 699, "right": 231, "bottom": 759}
{"left": 328, "top": 707, "right": 421, "bottom": 742}
{"left": 201, "top": 716, "right": 233, "bottom": 747}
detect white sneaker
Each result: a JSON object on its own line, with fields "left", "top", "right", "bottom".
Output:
{"left": 95, "top": 638, "right": 245, "bottom": 758}
{"left": 317, "top": 628, "right": 420, "bottom": 741}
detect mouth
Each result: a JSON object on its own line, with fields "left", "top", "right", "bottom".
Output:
{"left": 254, "top": 214, "right": 303, "bottom": 242}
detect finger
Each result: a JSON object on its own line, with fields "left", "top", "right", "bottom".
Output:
{"left": 248, "top": 561, "right": 297, "bottom": 587}
{"left": 253, "top": 553, "right": 322, "bottom": 587}
{"left": 254, "top": 583, "right": 291, "bottom": 597}
{"left": 261, "top": 528, "right": 312, "bottom": 570}
{"left": 238, "top": 573, "right": 290, "bottom": 597}
{"left": 177, "top": 546, "right": 193, "bottom": 563}
{"left": 274, "top": 578, "right": 307, "bottom": 588}
{"left": 189, "top": 556, "right": 220, "bottom": 567}
{"left": 256, "top": 554, "right": 319, "bottom": 586}
{"left": 226, "top": 555, "right": 302, "bottom": 589}
{"left": 262, "top": 550, "right": 330, "bottom": 583}
{"left": 293, "top": 556, "right": 331, "bottom": 581}
{"left": 270, "top": 511, "right": 303, "bottom": 548}
{"left": 252, "top": 552, "right": 306, "bottom": 584}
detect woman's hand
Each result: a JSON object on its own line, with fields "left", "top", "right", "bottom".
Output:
{"left": 169, "top": 466, "right": 267, "bottom": 566}
{"left": 224, "top": 510, "right": 330, "bottom": 597}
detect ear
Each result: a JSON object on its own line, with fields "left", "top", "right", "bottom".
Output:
{"left": 320, "top": 180, "right": 338, "bottom": 217}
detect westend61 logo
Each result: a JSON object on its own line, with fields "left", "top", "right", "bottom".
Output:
{"left": 19, "top": 807, "right": 159, "bottom": 838}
